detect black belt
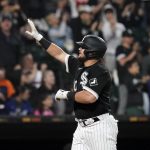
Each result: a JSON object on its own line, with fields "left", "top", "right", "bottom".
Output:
{"left": 78, "top": 117, "right": 100, "bottom": 127}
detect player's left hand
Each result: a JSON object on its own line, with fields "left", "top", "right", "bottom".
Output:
{"left": 26, "top": 19, "right": 43, "bottom": 41}
{"left": 55, "top": 89, "right": 69, "bottom": 101}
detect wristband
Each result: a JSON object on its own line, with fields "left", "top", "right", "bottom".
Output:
{"left": 39, "top": 37, "right": 52, "bottom": 50}
{"left": 67, "top": 91, "right": 75, "bottom": 101}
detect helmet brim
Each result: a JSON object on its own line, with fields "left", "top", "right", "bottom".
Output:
{"left": 76, "top": 41, "right": 83, "bottom": 46}
{"left": 76, "top": 41, "right": 88, "bottom": 49}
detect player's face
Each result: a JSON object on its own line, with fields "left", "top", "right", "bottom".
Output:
{"left": 78, "top": 47, "right": 86, "bottom": 61}
{"left": 78, "top": 47, "right": 87, "bottom": 63}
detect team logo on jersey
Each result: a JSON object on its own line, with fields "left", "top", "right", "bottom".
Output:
{"left": 80, "top": 71, "right": 88, "bottom": 87}
{"left": 73, "top": 80, "right": 77, "bottom": 92}
{"left": 89, "top": 78, "right": 98, "bottom": 86}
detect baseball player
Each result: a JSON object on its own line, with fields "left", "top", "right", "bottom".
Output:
{"left": 26, "top": 19, "right": 118, "bottom": 150}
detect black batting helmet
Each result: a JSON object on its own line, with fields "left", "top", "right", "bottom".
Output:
{"left": 76, "top": 35, "right": 107, "bottom": 59}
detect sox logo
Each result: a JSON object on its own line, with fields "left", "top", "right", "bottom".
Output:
{"left": 80, "top": 71, "right": 88, "bottom": 87}
{"left": 73, "top": 71, "right": 88, "bottom": 92}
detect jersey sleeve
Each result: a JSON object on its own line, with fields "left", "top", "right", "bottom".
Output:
{"left": 82, "top": 70, "right": 111, "bottom": 100}
{"left": 65, "top": 55, "right": 79, "bottom": 75}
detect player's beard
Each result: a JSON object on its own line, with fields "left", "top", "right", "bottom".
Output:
{"left": 77, "top": 55, "right": 86, "bottom": 64}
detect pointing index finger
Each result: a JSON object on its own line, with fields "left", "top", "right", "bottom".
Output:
{"left": 27, "top": 19, "right": 36, "bottom": 30}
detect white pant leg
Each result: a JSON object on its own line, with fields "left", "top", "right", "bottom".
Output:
{"left": 84, "top": 115, "right": 118, "bottom": 150}
{"left": 71, "top": 124, "right": 89, "bottom": 150}
{"left": 71, "top": 142, "right": 89, "bottom": 150}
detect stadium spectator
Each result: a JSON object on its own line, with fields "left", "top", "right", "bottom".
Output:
{"left": 46, "top": 12, "right": 74, "bottom": 52}
{"left": 116, "top": 29, "right": 138, "bottom": 115}
{"left": 0, "top": 65, "right": 15, "bottom": 114}
{"left": 0, "top": 66, "right": 15, "bottom": 101}
{"left": 101, "top": 4, "right": 125, "bottom": 72}
{"left": 69, "top": 0, "right": 94, "bottom": 42}
{"left": 116, "top": 29, "right": 137, "bottom": 85}
{"left": 4, "top": 85, "right": 32, "bottom": 116}
{"left": 38, "top": 70, "right": 56, "bottom": 95}
{"left": 112, "top": 0, "right": 126, "bottom": 23}
{"left": 113, "top": 0, "right": 143, "bottom": 27}
{"left": 142, "top": 44, "right": 150, "bottom": 76}
{"left": 55, "top": 0, "right": 70, "bottom": 18}
{"left": 124, "top": 60, "right": 150, "bottom": 115}
{"left": 0, "top": 0, "right": 20, "bottom": 14}
{"left": 76, "top": 0, "right": 108, "bottom": 16}
{"left": 12, "top": 53, "right": 43, "bottom": 89}
{"left": 36, "top": 70, "right": 65, "bottom": 115}
{"left": 0, "top": 0, "right": 26, "bottom": 28}
{"left": 120, "top": 1, "right": 144, "bottom": 28}
{"left": 142, "top": 44, "right": 150, "bottom": 97}
{"left": 34, "top": 93, "right": 54, "bottom": 116}
{"left": 0, "top": 13, "right": 23, "bottom": 72}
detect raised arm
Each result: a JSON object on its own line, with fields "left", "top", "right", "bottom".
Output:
{"left": 25, "top": 19, "right": 68, "bottom": 64}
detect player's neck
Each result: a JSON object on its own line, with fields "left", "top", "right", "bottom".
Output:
{"left": 84, "top": 59, "right": 98, "bottom": 67}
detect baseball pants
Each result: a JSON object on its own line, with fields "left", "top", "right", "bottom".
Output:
{"left": 71, "top": 113, "right": 118, "bottom": 150}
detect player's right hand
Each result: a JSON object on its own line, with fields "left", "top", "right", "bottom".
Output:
{"left": 55, "top": 89, "right": 69, "bottom": 101}
{"left": 25, "top": 19, "right": 43, "bottom": 41}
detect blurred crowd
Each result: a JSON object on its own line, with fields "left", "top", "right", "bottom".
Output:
{"left": 0, "top": 0, "right": 150, "bottom": 117}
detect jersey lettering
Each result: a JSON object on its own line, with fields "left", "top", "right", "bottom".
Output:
{"left": 80, "top": 71, "right": 88, "bottom": 87}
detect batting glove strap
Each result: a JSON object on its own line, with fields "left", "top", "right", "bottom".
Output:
{"left": 39, "top": 37, "right": 52, "bottom": 50}
{"left": 67, "top": 91, "right": 75, "bottom": 101}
